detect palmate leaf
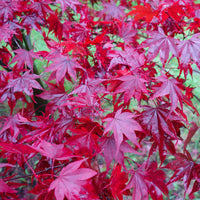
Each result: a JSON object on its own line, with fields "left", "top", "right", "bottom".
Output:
{"left": 165, "top": 152, "right": 200, "bottom": 196}
{"left": 125, "top": 161, "right": 168, "bottom": 200}
{"left": 108, "top": 46, "right": 145, "bottom": 71}
{"left": 151, "top": 75, "right": 197, "bottom": 114}
{"left": 45, "top": 55, "right": 84, "bottom": 83}
{"left": 99, "top": 1, "right": 126, "bottom": 20}
{"left": 108, "top": 164, "right": 129, "bottom": 200}
{"left": 141, "top": 27, "right": 178, "bottom": 63}
{"left": 99, "top": 135, "right": 141, "bottom": 169}
{"left": 177, "top": 33, "right": 200, "bottom": 74}
{"left": 113, "top": 74, "right": 148, "bottom": 103}
{"left": 55, "top": 0, "right": 82, "bottom": 12}
{"left": 126, "top": 4, "right": 159, "bottom": 22}
{"left": 31, "top": 139, "right": 74, "bottom": 160}
{"left": 103, "top": 108, "right": 142, "bottom": 154}
{"left": 137, "top": 103, "right": 184, "bottom": 163}
{"left": 5, "top": 71, "right": 43, "bottom": 100}
{"left": 48, "top": 159, "right": 97, "bottom": 200}
{"left": 0, "top": 163, "right": 16, "bottom": 194}
{"left": 10, "top": 49, "right": 40, "bottom": 72}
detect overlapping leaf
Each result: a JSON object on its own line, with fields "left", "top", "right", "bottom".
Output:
{"left": 103, "top": 108, "right": 142, "bottom": 154}
{"left": 45, "top": 55, "right": 84, "bottom": 83}
{"left": 141, "top": 27, "right": 178, "bottom": 63}
{"left": 125, "top": 161, "right": 168, "bottom": 200}
{"left": 48, "top": 159, "right": 97, "bottom": 200}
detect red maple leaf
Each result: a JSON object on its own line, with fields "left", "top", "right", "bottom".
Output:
{"left": 103, "top": 108, "right": 142, "bottom": 154}
{"left": 99, "top": 1, "right": 126, "bottom": 20}
{"left": 99, "top": 135, "right": 141, "bottom": 169}
{"left": 137, "top": 103, "right": 184, "bottom": 163}
{"left": 125, "top": 161, "right": 168, "bottom": 200}
{"left": 113, "top": 74, "right": 148, "bottom": 103}
{"left": 108, "top": 164, "right": 129, "bottom": 200}
{"left": 127, "top": 4, "right": 159, "bottom": 22}
{"left": 151, "top": 75, "right": 196, "bottom": 114}
{"left": 48, "top": 159, "right": 97, "bottom": 200}
{"left": 10, "top": 49, "right": 40, "bottom": 72}
{"left": 0, "top": 0, "right": 15, "bottom": 22}
{"left": 55, "top": 0, "right": 82, "bottom": 12}
{"left": 0, "top": 114, "right": 24, "bottom": 142}
{"left": 117, "top": 22, "right": 137, "bottom": 44}
{"left": 5, "top": 71, "right": 43, "bottom": 100}
{"left": 165, "top": 152, "right": 200, "bottom": 196}
{"left": 108, "top": 46, "right": 145, "bottom": 71}
{"left": 31, "top": 139, "right": 74, "bottom": 160}
{"left": 45, "top": 55, "right": 84, "bottom": 83}
{"left": 178, "top": 33, "right": 200, "bottom": 70}
{"left": 0, "top": 179, "right": 16, "bottom": 194}
{"left": 141, "top": 27, "right": 178, "bottom": 63}
{"left": 0, "top": 163, "right": 16, "bottom": 194}
{"left": 0, "top": 24, "right": 16, "bottom": 43}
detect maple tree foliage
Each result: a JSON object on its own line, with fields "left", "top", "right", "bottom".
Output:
{"left": 0, "top": 0, "right": 200, "bottom": 200}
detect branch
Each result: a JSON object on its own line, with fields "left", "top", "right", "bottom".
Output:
{"left": 21, "top": 31, "right": 48, "bottom": 116}
{"left": 3, "top": 163, "right": 67, "bottom": 182}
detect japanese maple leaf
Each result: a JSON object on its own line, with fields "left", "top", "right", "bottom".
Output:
{"left": 69, "top": 22, "right": 90, "bottom": 43}
{"left": 137, "top": 104, "right": 184, "bottom": 163}
{"left": 0, "top": 24, "right": 16, "bottom": 43}
{"left": 0, "top": 114, "right": 22, "bottom": 142}
{"left": 31, "top": 140, "right": 74, "bottom": 160}
{"left": 165, "top": 152, "right": 200, "bottom": 196}
{"left": 103, "top": 108, "right": 142, "bottom": 154}
{"left": 21, "top": 12, "right": 44, "bottom": 33}
{"left": 127, "top": 4, "right": 159, "bottom": 22}
{"left": 150, "top": 75, "right": 196, "bottom": 114}
{"left": 99, "top": 1, "right": 126, "bottom": 20}
{"left": 118, "top": 22, "right": 137, "bottom": 44}
{"left": 178, "top": 33, "right": 200, "bottom": 67}
{"left": 67, "top": 127, "right": 100, "bottom": 157}
{"left": 47, "top": 12, "right": 63, "bottom": 41}
{"left": 0, "top": 141, "right": 36, "bottom": 155}
{"left": 99, "top": 135, "right": 141, "bottom": 169}
{"left": 10, "top": 49, "right": 40, "bottom": 72}
{"left": 29, "top": 0, "right": 53, "bottom": 18}
{"left": 48, "top": 159, "right": 97, "bottom": 200}
{"left": 125, "top": 161, "right": 168, "bottom": 200}
{"left": 141, "top": 27, "right": 178, "bottom": 63}
{"left": 45, "top": 55, "right": 84, "bottom": 83}
{"left": 5, "top": 71, "right": 43, "bottom": 100}
{"left": 113, "top": 74, "right": 148, "bottom": 103}
{"left": 55, "top": 0, "right": 82, "bottom": 12}
{"left": 38, "top": 82, "right": 69, "bottom": 113}
{"left": 0, "top": 163, "right": 16, "bottom": 194}
{"left": 108, "top": 164, "right": 129, "bottom": 200}
{"left": 0, "top": 0, "right": 15, "bottom": 21}
{"left": 70, "top": 77, "right": 105, "bottom": 96}
{"left": 0, "top": 179, "right": 16, "bottom": 194}
{"left": 108, "top": 46, "right": 145, "bottom": 71}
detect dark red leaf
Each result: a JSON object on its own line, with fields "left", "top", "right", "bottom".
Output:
{"left": 125, "top": 161, "right": 168, "bottom": 200}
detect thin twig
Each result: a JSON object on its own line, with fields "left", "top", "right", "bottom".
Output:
{"left": 3, "top": 163, "right": 67, "bottom": 182}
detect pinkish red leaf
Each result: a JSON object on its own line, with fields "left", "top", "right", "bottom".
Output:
{"left": 48, "top": 159, "right": 97, "bottom": 200}
{"left": 103, "top": 108, "right": 142, "bottom": 154}
{"left": 0, "top": 179, "right": 16, "bottom": 193}
{"left": 141, "top": 27, "right": 178, "bottom": 63}
{"left": 31, "top": 140, "right": 74, "bottom": 160}
{"left": 45, "top": 55, "right": 84, "bottom": 83}
{"left": 10, "top": 49, "right": 40, "bottom": 72}
{"left": 125, "top": 161, "right": 168, "bottom": 200}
